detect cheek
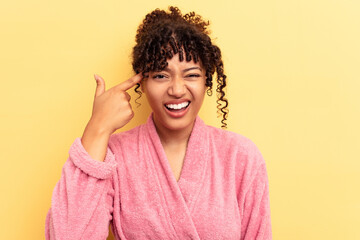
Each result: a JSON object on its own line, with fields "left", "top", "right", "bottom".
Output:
{"left": 142, "top": 81, "right": 155, "bottom": 96}
{"left": 187, "top": 82, "right": 207, "bottom": 98}
{"left": 143, "top": 83, "right": 164, "bottom": 106}
{"left": 145, "top": 92, "right": 159, "bottom": 106}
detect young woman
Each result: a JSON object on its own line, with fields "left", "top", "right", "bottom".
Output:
{"left": 46, "top": 6, "right": 272, "bottom": 240}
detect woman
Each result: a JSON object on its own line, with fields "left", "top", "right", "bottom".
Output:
{"left": 45, "top": 6, "right": 272, "bottom": 240}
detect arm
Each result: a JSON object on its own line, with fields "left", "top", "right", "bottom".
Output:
{"left": 240, "top": 163, "right": 272, "bottom": 240}
{"left": 45, "top": 137, "right": 117, "bottom": 240}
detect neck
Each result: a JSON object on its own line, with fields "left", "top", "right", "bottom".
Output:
{"left": 152, "top": 116, "right": 195, "bottom": 147}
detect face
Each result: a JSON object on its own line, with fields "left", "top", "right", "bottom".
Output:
{"left": 141, "top": 53, "right": 207, "bottom": 133}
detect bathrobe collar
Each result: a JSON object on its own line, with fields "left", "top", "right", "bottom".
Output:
{"left": 144, "top": 113, "right": 210, "bottom": 239}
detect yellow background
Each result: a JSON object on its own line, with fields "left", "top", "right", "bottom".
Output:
{"left": 1, "top": 0, "right": 359, "bottom": 239}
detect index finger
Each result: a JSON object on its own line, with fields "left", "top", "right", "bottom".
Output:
{"left": 116, "top": 73, "right": 143, "bottom": 91}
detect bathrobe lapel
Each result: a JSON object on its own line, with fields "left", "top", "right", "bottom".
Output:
{"left": 144, "top": 114, "right": 209, "bottom": 239}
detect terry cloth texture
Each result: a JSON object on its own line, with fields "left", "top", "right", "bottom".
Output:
{"left": 46, "top": 113, "right": 272, "bottom": 240}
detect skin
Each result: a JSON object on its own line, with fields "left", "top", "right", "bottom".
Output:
{"left": 141, "top": 53, "right": 207, "bottom": 180}
{"left": 81, "top": 73, "right": 142, "bottom": 162}
{"left": 80, "top": 53, "right": 207, "bottom": 182}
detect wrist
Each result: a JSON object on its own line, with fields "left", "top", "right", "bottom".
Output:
{"left": 85, "top": 118, "right": 112, "bottom": 138}
{"left": 81, "top": 120, "right": 111, "bottom": 162}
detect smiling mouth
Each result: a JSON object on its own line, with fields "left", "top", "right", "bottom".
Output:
{"left": 164, "top": 101, "right": 190, "bottom": 112}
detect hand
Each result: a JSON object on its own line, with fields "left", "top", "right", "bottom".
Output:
{"left": 88, "top": 73, "right": 143, "bottom": 135}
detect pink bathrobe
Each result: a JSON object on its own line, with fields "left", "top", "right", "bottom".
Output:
{"left": 45, "top": 114, "right": 272, "bottom": 239}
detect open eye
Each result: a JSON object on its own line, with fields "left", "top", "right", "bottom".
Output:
{"left": 152, "top": 74, "right": 167, "bottom": 79}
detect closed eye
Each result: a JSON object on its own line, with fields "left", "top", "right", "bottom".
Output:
{"left": 186, "top": 74, "right": 201, "bottom": 78}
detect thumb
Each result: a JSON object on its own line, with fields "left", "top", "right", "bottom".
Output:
{"left": 94, "top": 74, "right": 105, "bottom": 98}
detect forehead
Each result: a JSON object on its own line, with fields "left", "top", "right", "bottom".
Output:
{"left": 165, "top": 53, "right": 203, "bottom": 69}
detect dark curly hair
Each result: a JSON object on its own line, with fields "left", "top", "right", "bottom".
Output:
{"left": 132, "top": 6, "right": 228, "bottom": 128}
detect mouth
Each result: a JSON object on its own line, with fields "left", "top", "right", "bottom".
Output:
{"left": 164, "top": 101, "right": 190, "bottom": 112}
{"left": 164, "top": 101, "right": 191, "bottom": 118}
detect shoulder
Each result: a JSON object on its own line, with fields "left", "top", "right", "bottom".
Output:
{"left": 204, "top": 126, "right": 270, "bottom": 194}
{"left": 206, "top": 125, "right": 262, "bottom": 155}
{"left": 204, "top": 124, "right": 266, "bottom": 167}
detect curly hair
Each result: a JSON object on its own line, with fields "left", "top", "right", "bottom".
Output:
{"left": 132, "top": 6, "right": 228, "bottom": 128}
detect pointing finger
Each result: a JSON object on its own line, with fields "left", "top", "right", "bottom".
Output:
{"left": 115, "top": 73, "right": 143, "bottom": 91}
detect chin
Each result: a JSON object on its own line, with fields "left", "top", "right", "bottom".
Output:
{"left": 156, "top": 113, "right": 196, "bottom": 132}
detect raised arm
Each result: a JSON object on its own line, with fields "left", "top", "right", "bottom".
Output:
{"left": 240, "top": 163, "right": 272, "bottom": 240}
{"left": 45, "top": 73, "right": 142, "bottom": 239}
{"left": 237, "top": 140, "right": 272, "bottom": 240}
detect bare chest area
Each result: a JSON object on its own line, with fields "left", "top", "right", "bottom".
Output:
{"left": 164, "top": 148, "right": 186, "bottom": 182}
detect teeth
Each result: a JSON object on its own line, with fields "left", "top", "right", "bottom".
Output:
{"left": 166, "top": 101, "right": 190, "bottom": 110}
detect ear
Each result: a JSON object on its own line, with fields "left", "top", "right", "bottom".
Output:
{"left": 140, "top": 72, "right": 149, "bottom": 93}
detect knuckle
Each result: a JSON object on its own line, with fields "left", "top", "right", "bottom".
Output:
{"left": 121, "top": 91, "right": 127, "bottom": 98}
{"left": 116, "top": 91, "right": 126, "bottom": 99}
{"left": 129, "top": 110, "right": 134, "bottom": 118}
{"left": 125, "top": 108, "right": 133, "bottom": 118}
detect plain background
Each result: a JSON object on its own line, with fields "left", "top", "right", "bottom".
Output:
{"left": 1, "top": 0, "right": 359, "bottom": 239}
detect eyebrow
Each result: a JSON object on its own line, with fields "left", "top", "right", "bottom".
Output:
{"left": 183, "top": 67, "right": 202, "bottom": 72}
{"left": 162, "top": 67, "right": 202, "bottom": 73}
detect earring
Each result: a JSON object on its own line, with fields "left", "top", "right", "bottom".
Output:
{"left": 207, "top": 88, "right": 213, "bottom": 96}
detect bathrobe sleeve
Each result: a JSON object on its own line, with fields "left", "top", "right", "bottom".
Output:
{"left": 45, "top": 137, "right": 118, "bottom": 240}
{"left": 238, "top": 140, "right": 272, "bottom": 240}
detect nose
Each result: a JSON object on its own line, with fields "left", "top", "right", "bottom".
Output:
{"left": 167, "top": 76, "right": 186, "bottom": 97}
